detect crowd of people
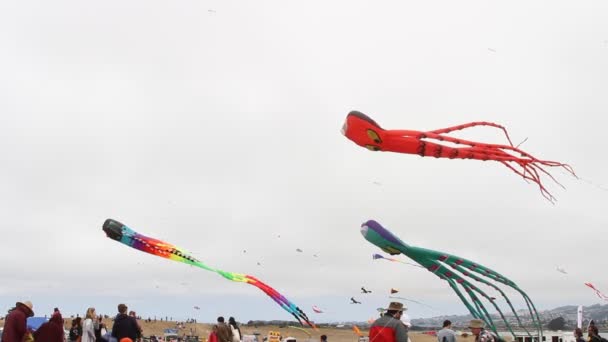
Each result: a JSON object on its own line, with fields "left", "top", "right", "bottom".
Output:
{"left": 1, "top": 300, "right": 143, "bottom": 342}
{"left": 5, "top": 299, "right": 606, "bottom": 342}
{"left": 207, "top": 317, "right": 241, "bottom": 342}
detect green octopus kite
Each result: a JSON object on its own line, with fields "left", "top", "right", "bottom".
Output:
{"left": 360, "top": 219, "right": 542, "bottom": 339}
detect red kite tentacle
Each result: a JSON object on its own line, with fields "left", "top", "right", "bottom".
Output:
{"left": 428, "top": 122, "right": 514, "bottom": 147}
{"left": 416, "top": 131, "right": 574, "bottom": 173}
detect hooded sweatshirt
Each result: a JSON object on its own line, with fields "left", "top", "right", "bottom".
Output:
{"left": 2, "top": 305, "right": 34, "bottom": 342}
{"left": 33, "top": 314, "right": 65, "bottom": 342}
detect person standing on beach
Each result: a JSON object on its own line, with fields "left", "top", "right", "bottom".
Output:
{"left": 33, "top": 311, "right": 65, "bottom": 342}
{"left": 111, "top": 304, "right": 139, "bottom": 342}
{"left": 437, "top": 320, "right": 456, "bottom": 342}
{"left": 128, "top": 311, "right": 143, "bottom": 342}
{"left": 215, "top": 317, "right": 233, "bottom": 342}
{"left": 574, "top": 328, "right": 585, "bottom": 342}
{"left": 208, "top": 325, "right": 219, "bottom": 342}
{"left": 95, "top": 316, "right": 108, "bottom": 342}
{"left": 469, "top": 319, "right": 495, "bottom": 342}
{"left": 320, "top": 335, "right": 327, "bottom": 342}
{"left": 369, "top": 302, "right": 408, "bottom": 342}
{"left": 588, "top": 326, "right": 603, "bottom": 342}
{"left": 2, "top": 300, "right": 35, "bottom": 342}
{"left": 69, "top": 318, "right": 82, "bottom": 342}
{"left": 228, "top": 317, "right": 241, "bottom": 342}
{"left": 82, "top": 307, "right": 97, "bottom": 342}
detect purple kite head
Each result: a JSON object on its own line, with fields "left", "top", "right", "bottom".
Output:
{"left": 361, "top": 220, "right": 408, "bottom": 255}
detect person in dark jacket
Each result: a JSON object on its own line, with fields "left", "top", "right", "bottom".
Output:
{"left": 369, "top": 302, "right": 408, "bottom": 342}
{"left": 128, "top": 311, "right": 142, "bottom": 342}
{"left": 1, "top": 300, "right": 35, "bottom": 342}
{"left": 111, "top": 304, "right": 139, "bottom": 342}
{"left": 94, "top": 316, "right": 103, "bottom": 341}
{"left": 69, "top": 317, "right": 82, "bottom": 342}
{"left": 33, "top": 312, "right": 64, "bottom": 342}
{"left": 574, "top": 328, "right": 585, "bottom": 342}
{"left": 588, "top": 326, "right": 602, "bottom": 342}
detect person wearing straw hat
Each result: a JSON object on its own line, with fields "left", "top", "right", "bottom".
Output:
{"left": 469, "top": 319, "right": 495, "bottom": 342}
{"left": 1, "top": 300, "right": 34, "bottom": 342}
{"left": 369, "top": 302, "right": 408, "bottom": 342}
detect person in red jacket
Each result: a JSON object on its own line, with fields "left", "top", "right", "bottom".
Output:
{"left": 369, "top": 302, "right": 408, "bottom": 342}
{"left": 1, "top": 300, "right": 35, "bottom": 342}
{"left": 33, "top": 312, "right": 65, "bottom": 342}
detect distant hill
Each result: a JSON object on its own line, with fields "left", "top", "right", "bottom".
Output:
{"left": 410, "top": 303, "right": 608, "bottom": 329}
{"left": 241, "top": 304, "right": 608, "bottom": 330}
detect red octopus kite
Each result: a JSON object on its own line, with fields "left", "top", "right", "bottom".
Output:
{"left": 341, "top": 111, "right": 575, "bottom": 202}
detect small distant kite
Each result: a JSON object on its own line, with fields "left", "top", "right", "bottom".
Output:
{"left": 296, "top": 248, "right": 303, "bottom": 253}
{"left": 390, "top": 288, "right": 399, "bottom": 294}
{"left": 373, "top": 253, "right": 424, "bottom": 268}
{"left": 350, "top": 297, "right": 362, "bottom": 304}
{"left": 556, "top": 267, "right": 567, "bottom": 274}
{"left": 361, "top": 287, "right": 372, "bottom": 293}
{"left": 313, "top": 254, "right": 318, "bottom": 258}
{"left": 312, "top": 305, "right": 324, "bottom": 313}
{"left": 193, "top": 306, "right": 200, "bottom": 310}
{"left": 585, "top": 282, "right": 608, "bottom": 301}
{"left": 102, "top": 219, "right": 314, "bottom": 328}
{"left": 342, "top": 111, "right": 576, "bottom": 202}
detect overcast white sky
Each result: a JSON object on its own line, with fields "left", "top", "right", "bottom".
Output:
{"left": 1, "top": 0, "right": 607, "bottom": 324}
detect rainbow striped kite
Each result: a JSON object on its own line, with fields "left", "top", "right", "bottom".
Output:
{"left": 102, "top": 219, "right": 314, "bottom": 327}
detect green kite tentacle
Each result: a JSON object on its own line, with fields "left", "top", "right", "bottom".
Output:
{"left": 443, "top": 276, "right": 484, "bottom": 320}
{"left": 435, "top": 252, "right": 543, "bottom": 338}
{"left": 448, "top": 262, "right": 532, "bottom": 337}
{"left": 416, "top": 247, "right": 515, "bottom": 285}
{"left": 422, "top": 247, "right": 543, "bottom": 338}
{"left": 431, "top": 263, "right": 499, "bottom": 334}
{"left": 461, "top": 283, "right": 499, "bottom": 335}
{"left": 520, "top": 291, "right": 544, "bottom": 341}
